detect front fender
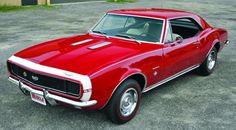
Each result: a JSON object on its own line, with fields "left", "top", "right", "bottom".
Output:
{"left": 88, "top": 67, "right": 144, "bottom": 110}
{"left": 120, "top": 69, "right": 142, "bottom": 82}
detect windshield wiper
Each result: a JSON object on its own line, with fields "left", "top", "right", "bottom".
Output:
{"left": 115, "top": 34, "right": 134, "bottom": 39}
{"left": 92, "top": 30, "right": 109, "bottom": 39}
{"left": 115, "top": 34, "right": 141, "bottom": 44}
{"left": 93, "top": 30, "right": 106, "bottom": 35}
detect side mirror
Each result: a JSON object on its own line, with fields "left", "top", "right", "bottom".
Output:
{"left": 175, "top": 36, "right": 183, "bottom": 43}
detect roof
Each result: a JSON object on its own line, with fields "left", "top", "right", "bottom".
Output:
{"left": 108, "top": 8, "right": 195, "bottom": 19}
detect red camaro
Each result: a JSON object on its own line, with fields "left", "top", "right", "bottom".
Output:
{"left": 7, "top": 8, "right": 229, "bottom": 124}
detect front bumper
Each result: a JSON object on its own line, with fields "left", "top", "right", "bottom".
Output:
{"left": 8, "top": 77, "right": 97, "bottom": 108}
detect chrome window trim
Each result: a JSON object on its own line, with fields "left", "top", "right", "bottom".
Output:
{"left": 88, "top": 13, "right": 107, "bottom": 33}
{"left": 163, "top": 20, "right": 174, "bottom": 44}
{"left": 89, "top": 13, "right": 166, "bottom": 45}
{"left": 168, "top": 16, "right": 204, "bottom": 31}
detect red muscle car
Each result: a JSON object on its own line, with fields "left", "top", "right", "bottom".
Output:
{"left": 7, "top": 8, "right": 229, "bottom": 124}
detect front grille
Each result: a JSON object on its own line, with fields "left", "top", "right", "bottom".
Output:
{"left": 8, "top": 62, "right": 80, "bottom": 97}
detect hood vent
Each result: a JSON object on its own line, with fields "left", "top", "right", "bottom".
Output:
{"left": 88, "top": 42, "right": 111, "bottom": 50}
{"left": 71, "top": 39, "right": 93, "bottom": 46}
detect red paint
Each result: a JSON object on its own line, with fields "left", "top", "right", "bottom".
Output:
{"left": 7, "top": 8, "right": 228, "bottom": 110}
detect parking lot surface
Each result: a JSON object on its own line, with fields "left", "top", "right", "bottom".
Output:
{"left": 0, "top": 0, "right": 235, "bottom": 129}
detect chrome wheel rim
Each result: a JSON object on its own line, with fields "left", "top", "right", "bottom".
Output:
{"left": 120, "top": 88, "right": 138, "bottom": 117}
{"left": 207, "top": 51, "right": 216, "bottom": 70}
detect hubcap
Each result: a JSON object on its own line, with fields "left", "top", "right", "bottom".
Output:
{"left": 207, "top": 51, "right": 216, "bottom": 70}
{"left": 120, "top": 88, "right": 138, "bottom": 117}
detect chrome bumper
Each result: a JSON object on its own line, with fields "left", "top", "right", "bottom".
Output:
{"left": 8, "top": 77, "right": 97, "bottom": 108}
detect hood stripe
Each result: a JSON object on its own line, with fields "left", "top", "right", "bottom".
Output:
{"left": 8, "top": 56, "right": 92, "bottom": 102}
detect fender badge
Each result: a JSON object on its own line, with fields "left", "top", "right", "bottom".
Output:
{"left": 153, "top": 71, "right": 158, "bottom": 76}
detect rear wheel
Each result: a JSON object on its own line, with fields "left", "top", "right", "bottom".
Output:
{"left": 198, "top": 47, "right": 218, "bottom": 76}
{"left": 106, "top": 79, "right": 141, "bottom": 124}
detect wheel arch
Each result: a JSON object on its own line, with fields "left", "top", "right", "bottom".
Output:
{"left": 205, "top": 39, "right": 220, "bottom": 58}
{"left": 126, "top": 73, "right": 147, "bottom": 91}
{"left": 101, "top": 71, "right": 147, "bottom": 109}
{"left": 211, "top": 30, "right": 222, "bottom": 53}
{"left": 214, "top": 42, "right": 221, "bottom": 52}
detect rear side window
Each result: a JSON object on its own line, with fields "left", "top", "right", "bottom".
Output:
{"left": 170, "top": 18, "right": 203, "bottom": 39}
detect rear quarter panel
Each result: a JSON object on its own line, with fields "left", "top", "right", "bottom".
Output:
{"left": 198, "top": 27, "right": 228, "bottom": 63}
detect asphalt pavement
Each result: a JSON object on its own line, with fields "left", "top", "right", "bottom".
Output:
{"left": 0, "top": 0, "right": 235, "bottom": 129}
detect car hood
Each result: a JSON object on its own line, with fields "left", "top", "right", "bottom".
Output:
{"left": 14, "top": 34, "right": 154, "bottom": 75}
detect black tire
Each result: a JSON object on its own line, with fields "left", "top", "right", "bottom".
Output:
{"left": 197, "top": 47, "right": 218, "bottom": 76}
{"left": 106, "top": 79, "right": 141, "bottom": 124}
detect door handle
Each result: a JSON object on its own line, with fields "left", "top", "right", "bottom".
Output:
{"left": 193, "top": 42, "right": 200, "bottom": 45}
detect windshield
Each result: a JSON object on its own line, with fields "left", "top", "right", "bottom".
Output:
{"left": 92, "top": 14, "right": 164, "bottom": 43}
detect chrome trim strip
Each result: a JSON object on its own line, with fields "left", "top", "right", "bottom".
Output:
{"left": 108, "top": 13, "right": 165, "bottom": 21}
{"left": 168, "top": 16, "right": 192, "bottom": 20}
{"left": 88, "top": 42, "right": 111, "bottom": 49}
{"left": 71, "top": 39, "right": 93, "bottom": 46}
{"left": 143, "top": 65, "right": 199, "bottom": 92}
{"left": 88, "top": 13, "right": 107, "bottom": 33}
{"left": 152, "top": 66, "right": 160, "bottom": 70}
{"left": 163, "top": 20, "right": 170, "bottom": 43}
{"left": 8, "top": 56, "right": 92, "bottom": 102}
{"left": 8, "top": 77, "right": 97, "bottom": 108}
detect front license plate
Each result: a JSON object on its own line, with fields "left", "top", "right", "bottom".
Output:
{"left": 30, "top": 93, "right": 46, "bottom": 106}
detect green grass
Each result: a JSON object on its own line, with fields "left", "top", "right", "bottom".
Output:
{"left": 106, "top": 0, "right": 138, "bottom": 3}
{"left": 0, "top": 5, "right": 56, "bottom": 13}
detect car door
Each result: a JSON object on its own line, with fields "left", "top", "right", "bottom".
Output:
{"left": 162, "top": 19, "right": 202, "bottom": 77}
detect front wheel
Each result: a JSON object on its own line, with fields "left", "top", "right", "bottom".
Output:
{"left": 106, "top": 79, "right": 141, "bottom": 124}
{"left": 197, "top": 47, "right": 218, "bottom": 76}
